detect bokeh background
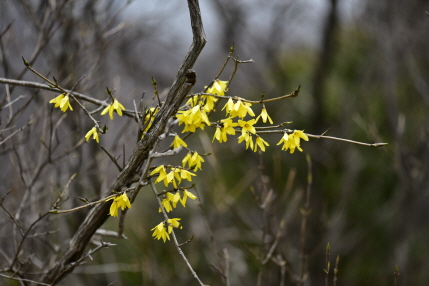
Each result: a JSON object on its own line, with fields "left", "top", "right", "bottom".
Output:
{"left": 1, "top": 0, "right": 429, "bottom": 285}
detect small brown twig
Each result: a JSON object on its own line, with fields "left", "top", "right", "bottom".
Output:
{"left": 324, "top": 242, "right": 331, "bottom": 286}
{"left": 149, "top": 179, "right": 205, "bottom": 286}
{"left": 393, "top": 265, "right": 399, "bottom": 286}
{"left": 333, "top": 255, "right": 339, "bottom": 286}
{"left": 100, "top": 145, "right": 122, "bottom": 172}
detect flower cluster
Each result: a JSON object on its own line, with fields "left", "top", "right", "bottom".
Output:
{"left": 150, "top": 165, "right": 196, "bottom": 188}
{"left": 49, "top": 94, "right": 73, "bottom": 112}
{"left": 223, "top": 98, "right": 255, "bottom": 118}
{"left": 159, "top": 190, "right": 197, "bottom": 213}
{"left": 108, "top": 193, "right": 132, "bottom": 217}
{"left": 277, "top": 130, "right": 309, "bottom": 153}
{"left": 176, "top": 105, "right": 211, "bottom": 133}
{"left": 182, "top": 151, "right": 204, "bottom": 171}
{"left": 187, "top": 79, "right": 228, "bottom": 113}
{"left": 151, "top": 218, "right": 182, "bottom": 243}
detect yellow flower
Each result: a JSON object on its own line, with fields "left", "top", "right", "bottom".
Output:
{"left": 182, "top": 151, "right": 204, "bottom": 171}
{"left": 151, "top": 221, "right": 170, "bottom": 242}
{"left": 170, "top": 135, "right": 188, "bottom": 149}
{"left": 180, "top": 190, "right": 197, "bottom": 207}
{"left": 256, "top": 108, "right": 273, "bottom": 124}
{"left": 176, "top": 105, "right": 211, "bottom": 133}
{"left": 49, "top": 94, "right": 73, "bottom": 112}
{"left": 159, "top": 198, "right": 173, "bottom": 213}
{"left": 277, "top": 130, "right": 309, "bottom": 153}
{"left": 238, "top": 119, "right": 257, "bottom": 136}
{"left": 108, "top": 193, "right": 132, "bottom": 217}
{"left": 238, "top": 132, "right": 254, "bottom": 150}
{"left": 101, "top": 99, "right": 126, "bottom": 120}
{"left": 223, "top": 98, "right": 255, "bottom": 118}
{"left": 141, "top": 107, "right": 159, "bottom": 137}
{"left": 206, "top": 79, "right": 228, "bottom": 96}
{"left": 168, "top": 192, "right": 181, "bottom": 208}
{"left": 177, "top": 168, "right": 196, "bottom": 182}
{"left": 212, "top": 127, "right": 223, "bottom": 143}
{"left": 85, "top": 127, "right": 99, "bottom": 143}
{"left": 254, "top": 135, "right": 269, "bottom": 152}
{"left": 150, "top": 165, "right": 169, "bottom": 186}
{"left": 151, "top": 218, "right": 183, "bottom": 243}
{"left": 213, "top": 118, "right": 238, "bottom": 143}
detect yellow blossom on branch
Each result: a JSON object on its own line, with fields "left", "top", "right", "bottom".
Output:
{"left": 238, "top": 119, "right": 257, "bottom": 136}
{"left": 170, "top": 135, "right": 188, "bottom": 149}
{"left": 101, "top": 99, "right": 126, "bottom": 120}
{"left": 151, "top": 218, "right": 183, "bottom": 243}
{"left": 238, "top": 131, "right": 254, "bottom": 150}
{"left": 151, "top": 166, "right": 196, "bottom": 188}
{"left": 85, "top": 127, "right": 99, "bottom": 143}
{"left": 256, "top": 108, "right": 273, "bottom": 124}
{"left": 108, "top": 193, "right": 132, "bottom": 217}
{"left": 142, "top": 107, "right": 159, "bottom": 136}
{"left": 213, "top": 118, "right": 238, "bottom": 143}
{"left": 180, "top": 190, "right": 197, "bottom": 207}
{"left": 176, "top": 105, "right": 211, "bottom": 133}
{"left": 49, "top": 94, "right": 73, "bottom": 112}
{"left": 223, "top": 98, "right": 255, "bottom": 119}
{"left": 160, "top": 198, "right": 173, "bottom": 213}
{"left": 277, "top": 130, "right": 309, "bottom": 153}
{"left": 254, "top": 135, "right": 269, "bottom": 152}
{"left": 150, "top": 165, "right": 169, "bottom": 186}
{"left": 182, "top": 151, "right": 204, "bottom": 171}
{"left": 206, "top": 79, "right": 228, "bottom": 96}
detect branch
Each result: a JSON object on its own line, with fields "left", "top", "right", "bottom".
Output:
{"left": 41, "top": 0, "right": 206, "bottom": 284}
{"left": 149, "top": 180, "right": 205, "bottom": 286}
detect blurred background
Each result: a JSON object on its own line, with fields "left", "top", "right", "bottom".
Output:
{"left": 1, "top": 0, "right": 429, "bottom": 285}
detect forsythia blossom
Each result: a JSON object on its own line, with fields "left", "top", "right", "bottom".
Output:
{"left": 206, "top": 79, "right": 228, "bottom": 96}
{"left": 85, "top": 127, "right": 99, "bottom": 143}
{"left": 223, "top": 98, "right": 255, "bottom": 119}
{"left": 142, "top": 107, "right": 159, "bottom": 136}
{"left": 101, "top": 99, "right": 126, "bottom": 120}
{"left": 238, "top": 131, "right": 254, "bottom": 150}
{"left": 180, "top": 190, "right": 197, "bottom": 207}
{"left": 238, "top": 119, "right": 257, "bottom": 136}
{"left": 254, "top": 135, "right": 269, "bottom": 152}
{"left": 277, "top": 130, "right": 309, "bottom": 153}
{"left": 212, "top": 118, "right": 238, "bottom": 143}
{"left": 170, "top": 135, "right": 188, "bottom": 149}
{"left": 176, "top": 105, "right": 211, "bottom": 133}
{"left": 182, "top": 151, "right": 204, "bottom": 171}
{"left": 159, "top": 190, "right": 197, "bottom": 212}
{"left": 256, "top": 108, "right": 273, "bottom": 124}
{"left": 151, "top": 218, "right": 183, "bottom": 243}
{"left": 150, "top": 165, "right": 196, "bottom": 188}
{"left": 49, "top": 94, "right": 73, "bottom": 112}
{"left": 108, "top": 193, "right": 132, "bottom": 217}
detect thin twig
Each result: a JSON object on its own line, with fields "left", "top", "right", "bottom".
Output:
{"left": 0, "top": 273, "right": 51, "bottom": 286}
{"left": 49, "top": 194, "right": 118, "bottom": 214}
{"left": 149, "top": 179, "right": 205, "bottom": 286}
{"left": 325, "top": 242, "right": 330, "bottom": 286}
{"left": 0, "top": 77, "right": 136, "bottom": 118}
{"left": 299, "top": 154, "right": 313, "bottom": 286}
{"left": 0, "top": 190, "right": 25, "bottom": 236}
{"left": 333, "top": 255, "right": 339, "bottom": 286}
{"left": 100, "top": 145, "right": 122, "bottom": 171}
